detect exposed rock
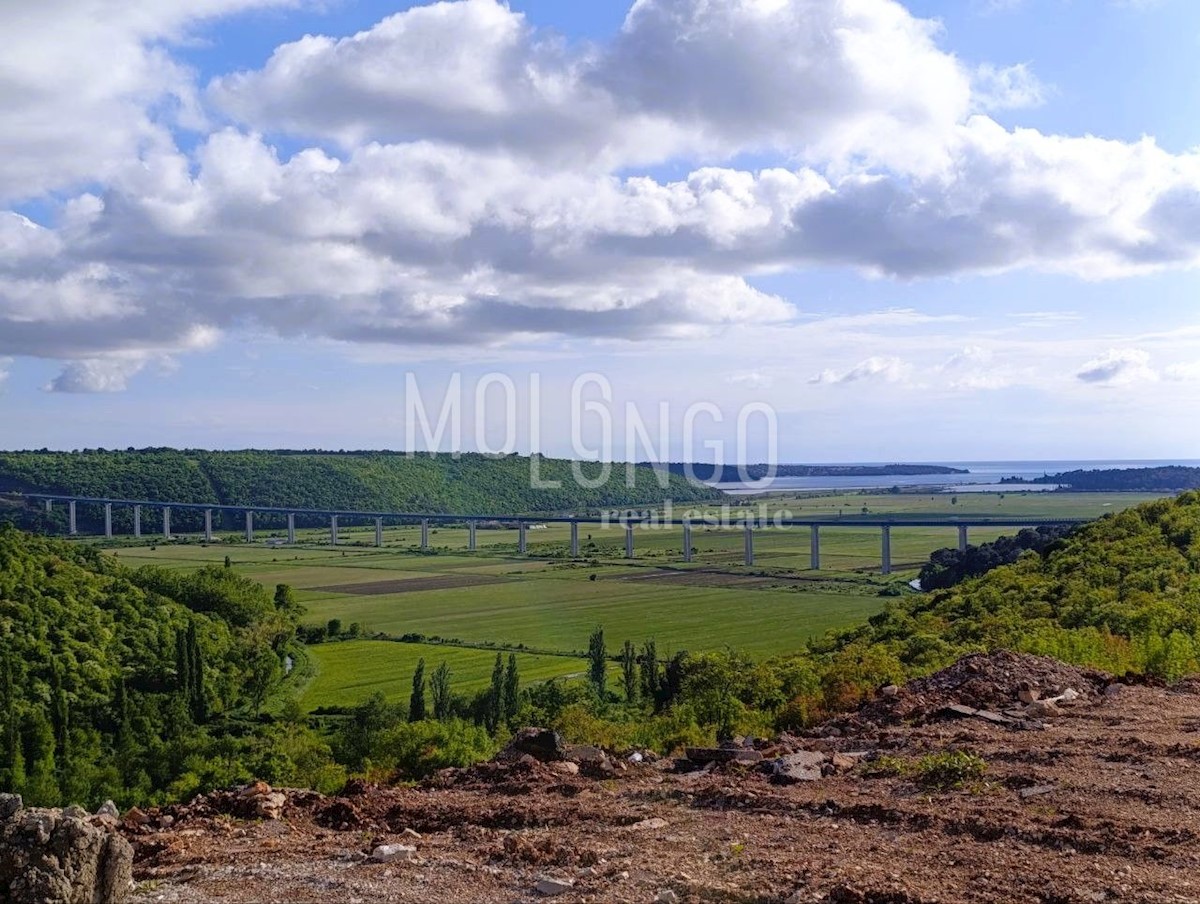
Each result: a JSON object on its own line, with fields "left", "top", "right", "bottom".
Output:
{"left": 96, "top": 800, "right": 119, "bottom": 820}
{"left": 234, "top": 782, "right": 287, "bottom": 820}
{"left": 880, "top": 684, "right": 900, "bottom": 698}
{"left": 124, "top": 806, "right": 150, "bottom": 826}
{"left": 1018, "top": 685, "right": 1040, "bottom": 704}
{"left": 685, "top": 747, "right": 763, "bottom": 766}
{"left": 631, "top": 817, "right": 668, "bottom": 831}
{"left": 1, "top": 798, "right": 133, "bottom": 904}
{"left": 1048, "top": 687, "right": 1081, "bottom": 706}
{"left": 1019, "top": 784, "right": 1057, "bottom": 799}
{"left": 942, "top": 704, "right": 980, "bottom": 719}
{"left": 534, "top": 875, "right": 574, "bottom": 896}
{"left": 549, "top": 761, "right": 580, "bottom": 776}
{"left": 770, "top": 751, "right": 827, "bottom": 784}
{"left": 565, "top": 744, "right": 607, "bottom": 763}
{"left": 370, "top": 843, "right": 416, "bottom": 863}
{"left": 0, "top": 795, "right": 22, "bottom": 821}
{"left": 655, "top": 889, "right": 681, "bottom": 904}
{"left": 503, "top": 728, "right": 567, "bottom": 763}
{"left": 1025, "top": 700, "right": 1060, "bottom": 719}
{"left": 829, "top": 752, "right": 859, "bottom": 772}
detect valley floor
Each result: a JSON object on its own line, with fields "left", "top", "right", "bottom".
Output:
{"left": 129, "top": 653, "right": 1200, "bottom": 903}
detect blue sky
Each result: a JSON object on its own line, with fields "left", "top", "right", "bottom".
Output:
{"left": 1, "top": 0, "right": 1199, "bottom": 461}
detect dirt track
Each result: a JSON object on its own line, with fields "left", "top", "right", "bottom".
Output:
{"left": 128, "top": 654, "right": 1200, "bottom": 903}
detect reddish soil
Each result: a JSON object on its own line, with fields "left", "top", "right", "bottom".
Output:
{"left": 313, "top": 574, "right": 505, "bottom": 595}
{"left": 128, "top": 653, "right": 1200, "bottom": 903}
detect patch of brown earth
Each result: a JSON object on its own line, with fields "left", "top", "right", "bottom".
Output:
{"left": 126, "top": 652, "right": 1200, "bottom": 903}
{"left": 312, "top": 574, "right": 505, "bottom": 595}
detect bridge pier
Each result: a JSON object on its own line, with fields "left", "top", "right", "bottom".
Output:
{"left": 103, "top": 503, "right": 112, "bottom": 538}
{"left": 204, "top": 509, "right": 213, "bottom": 542}
{"left": 881, "top": 525, "right": 892, "bottom": 576}
{"left": 44, "top": 499, "right": 52, "bottom": 514}
{"left": 570, "top": 521, "right": 579, "bottom": 557}
{"left": 744, "top": 522, "right": 754, "bottom": 566}
{"left": 958, "top": 524, "right": 969, "bottom": 552}
{"left": 330, "top": 515, "right": 339, "bottom": 546}
{"left": 683, "top": 520, "right": 692, "bottom": 562}
{"left": 468, "top": 520, "right": 477, "bottom": 551}
{"left": 287, "top": 512, "right": 296, "bottom": 544}
{"left": 375, "top": 517, "right": 383, "bottom": 547}
{"left": 245, "top": 511, "right": 254, "bottom": 543}
{"left": 133, "top": 505, "right": 141, "bottom": 538}
{"left": 810, "top": 525, "right": 821, "bottom": 570}
{"left": 68, "top": 500, "right": 77, "bottom": 536}
{"left": 421, "top": 519, "right": 429, "bottom": 549}
{"left": 518, "top": 521, "right": 527, "bottom": 554}
{"left": 163, "top": 507, "right": 171, "bottom": 540}
{"left": 625, "top": 523, "right": 634, "bottom": 559}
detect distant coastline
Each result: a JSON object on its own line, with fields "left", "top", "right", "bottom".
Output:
{"left": 1002, "top": 465, "right": 1200, "bottom": 493}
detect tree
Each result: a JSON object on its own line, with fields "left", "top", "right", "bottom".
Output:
{"left": 621, "top": 640, "right": 638, "bottom": 703}
{"left": 487, "top": 653, "right": 504, "bottom": 733}
{"left": 502, "top": 654, "right": 520, "bottom": 728}
{"left": 640, "top": 639, "right": 659, "bottom": 706}
{"left": 0, "top": 649, "right": 23, "bottom": 790}
{"left": 274, "top": 583, "right": 300, "bottom": 614}
{"left": 246, "top": 649, "right": 280, "bottom": 714}
{"left": 409, "top": 658, "right": 427, "bottom": 722}
{"left": 587, "top": 626, "right": 607, "bottom": 698}
{"left": 185, "top": 621, "right": 206, "bottom": 722}
{"left": 431, "top": 661, "right": 452, "bottom": 720}
{"left": 327, "top": 618, "right": 342, "bottom": 638}
{"left": 22, "top": 708, "right": 59, "bottom": 806}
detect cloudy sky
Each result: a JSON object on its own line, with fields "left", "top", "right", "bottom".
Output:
{"left": 1, "top": 0, "right": 1199, "bottom": 461}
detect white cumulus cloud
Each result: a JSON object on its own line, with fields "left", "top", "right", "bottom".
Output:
{"left": 2, "top": 0, "right": 1200, "bottom": 391}
{"left": 1076, "top": 349, "right": 1158, "bottom": 386}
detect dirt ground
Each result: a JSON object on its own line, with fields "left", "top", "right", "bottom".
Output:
{"left": 127, "top": 653, "right": 1200, "bottom": 903}
{"left": 312, "top": 574, "right": 505, "bottom": 595}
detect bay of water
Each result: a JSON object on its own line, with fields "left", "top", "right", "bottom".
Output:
{"left": 714, "top": 459, "right": 1200, "bottom": 494}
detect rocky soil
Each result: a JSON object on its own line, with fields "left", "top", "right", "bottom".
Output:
{"left": 124, "top": 652, "right": 1200, "bottom": 903}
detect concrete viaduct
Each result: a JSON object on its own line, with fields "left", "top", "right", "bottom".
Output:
{"left": 26, "top": 494, "right": 1088, "bottom": 576}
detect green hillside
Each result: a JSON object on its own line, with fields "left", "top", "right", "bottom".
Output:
{"left": 0, "top": 526, "right": 305, "bottom": 808}
{"left": 819, "top": 490, "right": 1200, "bottom": 688}
{"left": 0, "top": 449, "right": 720, "bottom": 532}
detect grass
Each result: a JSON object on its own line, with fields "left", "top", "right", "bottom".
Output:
{"left": 97, "top": 489, "right": 1164, "bottom": 711}
{"left": 301, "top": 640, "right": 586, "bottom": 712}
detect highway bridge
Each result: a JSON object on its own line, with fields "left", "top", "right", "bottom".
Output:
{"left": 21, "top": 493, "right": 1090, "bottom": 575}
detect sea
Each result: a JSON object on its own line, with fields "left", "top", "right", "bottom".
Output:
{"left": 714, "top": 460, "right": 1200, "bottom": 495}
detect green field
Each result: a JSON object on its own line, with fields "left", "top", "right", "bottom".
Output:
{"left": 300, "top": 640, "right": 588, "bottom": 712}
{"left": 101, "top": 489, "right": 1167, "bottom": 711}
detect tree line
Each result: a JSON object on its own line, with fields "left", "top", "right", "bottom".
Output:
{"left": 0, "top": 449, "right": 720, "bottom": 534}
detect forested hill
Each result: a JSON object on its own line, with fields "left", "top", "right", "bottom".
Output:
{"left": 1023, "top": 465, "right": 1200, "bottom": 492}
{"left": 824, "top": 491, "right": 1200, "bottom": 683}
{"left": 647, "top": 462, "right": 967, "bottom": 482}
{"left": 0, "top": 449, "right": 720, "bottom": 526}
{"left": 0, "top": 526, "right": 304, "bottom": 808}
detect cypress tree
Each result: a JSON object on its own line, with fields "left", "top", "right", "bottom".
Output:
{"left": 49, "top": 666, "right": 70, "bottom": 786}
{"left": 186, "top": 621, "right": 206, "bottom": 723}
{"left": 409, "top": 658, "right": 427, "bottom": 722}
{"left": 431, "top": 661, "right": 452, "bottom": 720}
{"left": 621, "top": 640, "right": 638, "bottom": 703}
{"left": 640, "top": 639, "right": 659, "bottom": 707}
{"left": 0, "top": 649, "right": 23, "bottom": 790}
{"left": 175, "top": 628, "right": 190, "bottom": 697}
{"left": 587, "top": 626, "right": 607, "bottom": 698}
{"left": 487, "top": 653, "right": 504, "bottom": 733}
{"left": 23, "top": 708, "right": 58, "bottom": 806}
{"left": 502, "top": 654, "right": 520, "bottom": 728}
